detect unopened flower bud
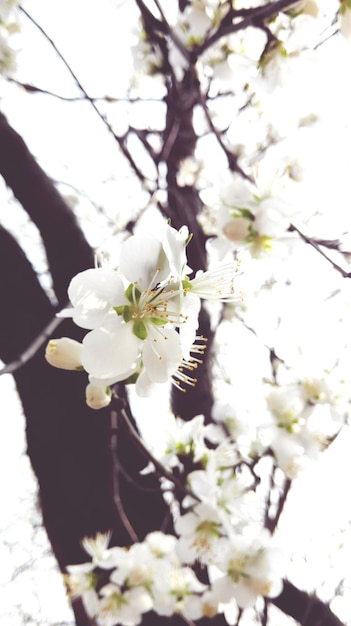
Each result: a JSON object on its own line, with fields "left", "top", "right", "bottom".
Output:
{"left": 339, "top": 5, "right": 351, "bottom": 41}
{"left": 45, "top": 337, "right": 83, "bottom": 370}
{"left": 85, "top": 383, "right": 111, "bottom": 410}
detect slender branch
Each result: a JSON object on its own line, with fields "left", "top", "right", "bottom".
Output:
{"left": 159, "top": 117, "right": 181, "bottom": 163}
{"left": 112, "top": 452, "right": 163, "bottom": 493}
{"left": 264, "top": 459, "right": 276, "bottom": 531}
{"left": 265, "top": 465, "right": 291, "bottom": 534}
{"left": 19, "top": 7, "right": 146, "bottom": 182}
{"left": 195, "top": 0, "right": 299, "bottom": 57}
{"left": 0, "top": 308, "right": 65, "bottom": 375}
{"left": 153, "top": 0, "right": 191, "bottom": 61}
{"left": 270, "top": 476, "right": 291, "bottom": 534}
{"left": 113, "top": 394, "right": 200, "bottom": 502}
{"left": 198, "top": 88, "right": 252, "bottom": 181}
{"left": 289, "top": 224, "right": 351, "bottom": 278}
{"left": 110, "top": 410, "right": 139, "bottom": 542}
{"left": 262, "top": 600, "right": 268, "bottom": 626}
{"left": 7, "top": 77, "right": 162, "bottom": 103}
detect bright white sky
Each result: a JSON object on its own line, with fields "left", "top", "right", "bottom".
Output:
{"left": 1, "top": 1, "right": 351, "bottom": 625}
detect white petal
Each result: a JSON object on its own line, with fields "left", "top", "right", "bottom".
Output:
{"left": 162, "top": 223, "right": 189, "bottom": 278}
{"left": 119, "top": 234, "right": 169, "bottom": 290}
{"left": 82, "top": 317, "right": 140, "bottom": 380}
{"left": 174, "top": 511, "right": 198, "bottom": 536}
{"left": 68, "top": 267, "right": 126, "bottom": 329}
{"left": 142, "top": 328, "right": 182, "bottom": 383}
{"left": 135, "top": 368, "right": 157, "bottom": 397}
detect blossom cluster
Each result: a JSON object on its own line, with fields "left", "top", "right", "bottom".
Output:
{"left": 65, "top": 363, "right": 349, "bottom": 624}
{"left": 210, "top": 365, "right": 349, "bottom": 481}
{"left": 65, "top": 408, "right": 285, "bottom": 625}
{"left": 66, "top": 528, "right": 282, "bottom": 626}
{"left": 45, "top": 223, "right": 238, "bottom": 407}
{"left": 264, "top": 371, "right": 349, "bottom": 478}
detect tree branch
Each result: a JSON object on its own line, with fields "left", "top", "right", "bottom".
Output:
{"left": 195, "top": 0, "right": 300, "bottom": 57}
{"left": 0, "top": 307, "right": 64, "bottom": 375}
{"left": 271, "top": 580, "right": 346, "bottom": 626}
{"left": 19, "top": 7, "right": 146, "bottom": 183}
{"left": 289, "top": 224, "right": 351, "bottom": 279}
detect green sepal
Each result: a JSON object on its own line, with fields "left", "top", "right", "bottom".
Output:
{"left": 74, "top": 365, "right": 85, "bottom": 371}
{"left": 125, "top": 283, "right": 141, "bottom": 303}
{"left": 182, "top": 277, "right": 192, "bottom": 292}
{"left": 114, "top": 305, "right": 125, "bottom": 316}
{"left": 133, "top": 320, "right": 147, "bottom": 340}
{"left": 123, "top": 306, "right": 133, "bottom": 323}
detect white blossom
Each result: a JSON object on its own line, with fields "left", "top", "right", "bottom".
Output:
{"left": 97, "top": 583, "right": 153, "bottom": 626}
{"left": 49, "top": 224, "right": 238, "bottom": 401}
{"left": 211, "top": 530, "right": 284, "bottom": 608}
{"left": 175, "top": 502, "right": 223, "bottom": 564}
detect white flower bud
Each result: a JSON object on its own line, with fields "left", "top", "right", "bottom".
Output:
{"left": 340, "top": 6, "right": 351, "bottom": 41}
{"left": 85, "top": 383, "right": 111, "bottom": 410}
{"left": 45, "top": 337, "right": 83, "bottom": 370}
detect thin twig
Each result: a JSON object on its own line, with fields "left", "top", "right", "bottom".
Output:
{"left": 113, "top": 452, "right": 162, "bottom": 493}
{"left": 0, "top": 309, "right": 66, "bottom": 375}
{"left": 270, "top": 476, "right": 291, "bottom": 534}
{"left": 7, "top": 76, "right": 162, "bottom": 103}
{"left": 265, "top": 470, "right": 291, "bottom": 534}
{"left": 197, "top": 89, "right": 252, "bottom": 181}
{"left": 195, "top": 0, "right": 299, "bottom": 57}
{"left": 290, "top": 223, "right": 351, "bottom": 279}
{"left": 153, "top": 0, "right": 191, "bottom": 61}
{"left": 19, "top": 7, "right": 146, "bottom": 182}
{"left": 114, "top": 397, "right": 200, "bottom": 502}
{"left": 110, "top": 410, "right": 139, "bottom": 542}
